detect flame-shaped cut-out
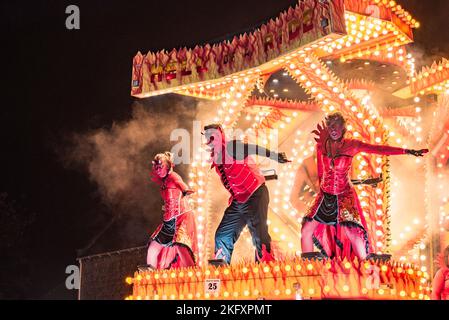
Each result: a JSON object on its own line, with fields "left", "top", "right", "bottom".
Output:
{"left": 127, "top": 256, "right": 429, "bottom": 300}
{"left": 412, "top": 58, "right": 449, "bottom": 94}
{"left": 131, "top": 0, "right": 347, "bottom": 97}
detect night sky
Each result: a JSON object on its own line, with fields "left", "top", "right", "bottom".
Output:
{"left": 1, "top": 0, "right": 448, "bottom": 299}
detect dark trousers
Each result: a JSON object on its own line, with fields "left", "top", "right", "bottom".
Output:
{"left": 214, "top": 184, "right": 271, "bottom": 264}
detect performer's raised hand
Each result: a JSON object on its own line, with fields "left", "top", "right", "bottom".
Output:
{"left": 277, "top": 152, "right": 292, "bottom": 163}
{"left": 406, "top": 149, "right": 429, "bottom": 157}
{"left": 311, "top": 121, "right": 330, "bottom": 146}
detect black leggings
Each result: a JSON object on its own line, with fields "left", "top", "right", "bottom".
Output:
{"left": 214, "top": 184, "right": 271, "bottom": 264}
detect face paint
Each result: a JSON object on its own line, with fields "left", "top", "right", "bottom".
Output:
{"left": 327, "top": 120, "right": 344, "bottom": 141}
{"left": 152, "top": 159, "right": 169, "bottom": 178}
{"left": 203, "top": 128, "right": 224, "bottom": 152}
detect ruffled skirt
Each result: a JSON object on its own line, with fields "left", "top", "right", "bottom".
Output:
{"left": 303, "top": 187, "right": 372, "bottom": 259}
{"left": 147, "top": 211, "right": 198, "bottom": 269}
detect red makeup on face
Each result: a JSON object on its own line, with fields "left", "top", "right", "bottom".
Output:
{"left": 204, "top": 129, "right": 224, "bottom": 151}
{"left": 327, "top": 120, "right": 344, "bottom": 141}
{"left": 153, "top": 160, "right": 169, "bottom": 178}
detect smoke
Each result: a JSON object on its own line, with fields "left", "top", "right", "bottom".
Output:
{"left": 407, "top": 45, "right": 449, "bottom": 71}
{"left": 63, "top": 95, "right": 199, "bottom": 251}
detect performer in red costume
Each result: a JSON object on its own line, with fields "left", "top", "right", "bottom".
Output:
{"left": 301, "top": 112, "right": 428, "bottom": 260}
{"left": 432, "top": 245, "right": 449, "bottom": 300}
{"left": 203, "top": 124, "right": 290, "bottom": 264}
{"left": 146, "top": 152, "right": 198, "bottom": 269}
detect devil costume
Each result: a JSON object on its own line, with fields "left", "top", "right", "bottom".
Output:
{"left": 204, "top": 125, "right": 289, "bottom": 264}
{"left": 147, "top": 171, "right": 198, "bottom": 269}
{"left": 432, "top": 251, "right": 449, "bottom": 300}
{"left": 304, "top": 132, "right": 408, "bottom": 260}
{"left": 432, "top": 265, "right": 449, "bottom": 300}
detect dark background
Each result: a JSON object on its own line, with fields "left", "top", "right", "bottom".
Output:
{"left": 1, "top": 0, "right": 448, "bottom": 299}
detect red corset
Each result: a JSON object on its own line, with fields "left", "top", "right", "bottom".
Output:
{"left": 161, "top": 188, "right": 191, "bottom": 221}
{"left": 320, "top": 154, "right": 353, "bottom": 194}
{"left": 158, "top": 172, "right": 191, "bottom": 221}
{"left": 317, "top": 138, "right": 406, "bottom": 195}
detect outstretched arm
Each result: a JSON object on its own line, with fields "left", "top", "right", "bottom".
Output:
{"left": 229, "top": 140, "right": 291, "bottom": 163}
{"left": 355, "top": 140, "right": 407, "bottom": 156}
{"left": 355, "top": 140, "right": 429, "bottom": 157}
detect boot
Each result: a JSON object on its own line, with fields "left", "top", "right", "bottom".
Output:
{"left": 366, "top": 253, "right": 392, "bottom": 262}
{"left": 208, "top": 259, "right": 228, "bottom": 267}
{"left": 137, "top": 264, "right": 156, "bottom": 272}
{"left": 301, "top": 252, "right": 326, "bottom": 261}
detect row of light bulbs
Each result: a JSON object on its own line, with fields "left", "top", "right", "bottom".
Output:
{"left": 372, "top": 0, "right": 420, "bottom": 29}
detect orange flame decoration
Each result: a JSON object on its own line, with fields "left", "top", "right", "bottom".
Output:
{"left": 345, "top": 79, "right": 377, "bottom": 91}
{"left": 131, "top": 0, "right": 419, "bottom": 98}
{"left": 411, "top": 59, "right": 449, "bottom": 95}
{"left": 246, "top": 97, "right": 319, "bottom": 112}
{"left": 126, "top": 257, "right": 430, "bottom": 300}
{"left": 131, "top": 0, "right": 346, "bottom": 96}
{"left": 247, "top": 95, "right": 417, "bottom": 117}
{"left": 344, "top": 0, "right": 419, "bottom": 31}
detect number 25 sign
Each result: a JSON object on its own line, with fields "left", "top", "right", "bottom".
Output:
{"left": 204, "top": 279, "right": 221, "bottom": 295}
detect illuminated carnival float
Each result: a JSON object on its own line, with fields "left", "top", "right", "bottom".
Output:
{"left": 126, "top": 0, "right": 449, "bottom": 300}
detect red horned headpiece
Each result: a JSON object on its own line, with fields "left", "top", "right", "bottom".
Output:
{"left": 151, "top": 152, "right": 175, "bottom": 184}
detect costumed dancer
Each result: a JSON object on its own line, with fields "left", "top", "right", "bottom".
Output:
{"left": 203, "top": 124, "right": 290, "bottom": 264}
{"left": 432, "top": 245, "right": 449, "bottom": 300}
{"left": 146, "top": 152, "right": 198, "bottom": 269}
{"left": 301, "top": 112, "right": 428, "bottom": 260}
